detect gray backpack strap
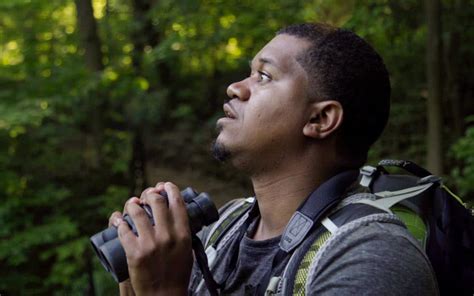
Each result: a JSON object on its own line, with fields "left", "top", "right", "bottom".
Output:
{"left": 304, "top": 213, "right": 405, "bottom": 292}
{"left": 276, "top": 197, "right": 386, "bottom": 295}
{"left": 195, "top": 197, "right": 255, "bottom": 293}
{"left": 204, "top": 197, "right": 255, "bottom": 248}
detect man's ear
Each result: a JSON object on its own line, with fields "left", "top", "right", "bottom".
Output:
{"left": 303, "top": 100, "right": 343, "bottom": 139}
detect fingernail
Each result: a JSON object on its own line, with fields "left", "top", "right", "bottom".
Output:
{"left": 114, "top": 217, "right": 122, "bottom": 227}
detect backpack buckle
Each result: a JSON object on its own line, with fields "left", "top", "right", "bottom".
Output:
{"left": 360, "top": 165, "right": 377, "bottom": 188}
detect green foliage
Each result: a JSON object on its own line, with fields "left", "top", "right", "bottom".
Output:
{"left": 0, "top": 0, "right": 472, "bottom": 294}
{"left": 450, "top": 117, "right": 474, "bottom": 203}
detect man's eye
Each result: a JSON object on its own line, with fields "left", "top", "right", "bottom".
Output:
{"left": 257, "top": 71, "right": 272, "bottom": 83}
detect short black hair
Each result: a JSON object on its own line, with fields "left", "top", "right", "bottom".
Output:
{"left": 277, "top": 23, "right": 391, "bottom": 164}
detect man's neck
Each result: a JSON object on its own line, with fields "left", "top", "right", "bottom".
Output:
{"left": 250, "top": 165, "right": 334, "bottom": 241}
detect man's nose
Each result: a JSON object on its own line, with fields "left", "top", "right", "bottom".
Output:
{"left": 226, "top": 78, "right": 250, "bottom": 101}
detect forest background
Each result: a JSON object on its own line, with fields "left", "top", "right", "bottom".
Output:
{"left": 0, "top": 0, "right": 473, "bottom": 294}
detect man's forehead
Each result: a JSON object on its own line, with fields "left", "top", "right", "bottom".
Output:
{"left": 251, "top": 34, "right": 310, "bottom": 70}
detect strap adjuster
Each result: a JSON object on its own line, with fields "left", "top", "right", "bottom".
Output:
{"left": 265, "top": 276, "right": 281, "bottom": 295}
{"left": 359, "top": 165, "right": 377, "bottom": 188}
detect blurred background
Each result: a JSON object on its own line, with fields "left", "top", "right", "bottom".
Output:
{"left": 0, "top": 0, "right": 473, "bottom": 294}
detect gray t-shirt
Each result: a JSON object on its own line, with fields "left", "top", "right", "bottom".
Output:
{"left": 189, "top": 211, "right": 438, "bottom": 295}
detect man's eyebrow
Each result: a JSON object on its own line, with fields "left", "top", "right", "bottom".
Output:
{"left": 249, "top": 57, "right": 281, "bottom": 70}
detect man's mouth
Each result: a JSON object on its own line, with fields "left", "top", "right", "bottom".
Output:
{"left": 223, "top": 103, "right": 237, "bottom": 119}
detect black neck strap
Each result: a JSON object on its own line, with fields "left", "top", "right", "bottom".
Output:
{"left": 191, "top": 235, "right": 220, "bottom": 296}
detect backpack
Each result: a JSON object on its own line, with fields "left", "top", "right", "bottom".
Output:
{"left": 356, "top": 159, "right": 474, "bottom": 296}
{"left": 198, "top": 160, "right": 474, "bottom": 295}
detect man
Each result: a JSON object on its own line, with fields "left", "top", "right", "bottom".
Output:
{"left": 110, "top": 23, "right": 438, "bottom": 295}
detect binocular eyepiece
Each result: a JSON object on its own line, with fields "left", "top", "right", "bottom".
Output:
{"left": 90, "top": 187, "right": 219, "bottom": 283}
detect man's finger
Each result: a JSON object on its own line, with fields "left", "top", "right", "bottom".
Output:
{"left": 141, "top": 188, "right": 170, "bottom": 230}
{"left": 117, "top": 220, "right": 137, "bottom": 254}
{"left": 108, "top": 211, "right": 123, "bottom": 227}
{"left": 165, "top": 182, "right": 190, "bottom": 235}
{"left": 123, "top": 197, "right": 140, "bottom": 215}
{"left": 140, "top": 187, "right": 156, "bottom": 200}
{"left": 124, "top": 201, "right": 154, "bottom": 241}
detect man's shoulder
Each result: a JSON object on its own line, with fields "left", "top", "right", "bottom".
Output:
{"left": 306, "top": 217, "right": 439, "bottom": 295}
{"left": 318, "top": 215, "right": 424, "bottom": 260}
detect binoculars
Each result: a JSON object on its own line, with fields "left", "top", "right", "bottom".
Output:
{"left": 90, "top": 187, "right": 219, "bottom": 282}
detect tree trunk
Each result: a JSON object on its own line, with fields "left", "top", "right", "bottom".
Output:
{"left": 444, "top": 0, "right": 465, "bottom": 139}
{"left": 131, "top": 0, "right": 171, "bottom": 85}
{"left": 127, "top": 0, "right": 161, "bottom": 194}
{"left": 129, "top": 128, "right": 148, "bottom": 196}
{"left": 85, "top": 253, "right": 96, "bottom": 296}
{"left": 444, "top": 31, "right": 462, "bottom": 138}
{"left": 74, "top": 1, "right": 105, "bottom": 292}
{"left": 75, "top": 0, "right": 105, "bottom": 169}
{"left": 425, "top": 0, "right": 443, "bottom": 174}
{"left": 74, "top": 0, "right": 104, "bottom": 71}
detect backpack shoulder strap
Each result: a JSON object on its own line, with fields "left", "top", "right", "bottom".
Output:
{"left": 291, "top": 229, "right": 332, "bottom": 295}
{"left": 301, "top": 212, "right": 406, "bottom": 294}
{"left": 194, "top": 197, "right": 255, "bottom": 293}
{"left": 204, "top": 197, "right": 255, "bottom": 249}
{"left": 276, "top": 196, "right": 388, "bottom": 295}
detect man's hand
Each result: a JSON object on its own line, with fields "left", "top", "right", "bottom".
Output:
{"left": 114, "top": 182, "right": 193, "bottom": 296}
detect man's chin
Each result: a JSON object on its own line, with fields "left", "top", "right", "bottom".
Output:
{"left": 211, "top": 140, "right": 231, "bottom": 162}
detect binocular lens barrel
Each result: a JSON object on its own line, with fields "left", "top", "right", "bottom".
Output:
{"left": 90, "top": 187, "right": 219, "bottom": 283}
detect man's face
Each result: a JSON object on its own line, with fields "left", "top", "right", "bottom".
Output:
{"left": 214, "top": 34, "right": 311, "bottom": 171}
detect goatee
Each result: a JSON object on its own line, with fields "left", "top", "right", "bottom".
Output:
{"left": 211, "top": 140, "right": 231, "bottom": 162}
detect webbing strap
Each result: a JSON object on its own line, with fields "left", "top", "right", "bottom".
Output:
{"left": 293, "top": 230, "right": 331, "bottom": 295}
{"left": 378, "top": 159, "right": 432, "bottom": 178}
{"left": 321, "top": 217, "right": 339, "bottom": 234}
{"left": 192, "top": 235, "right": 220, "bottom": 296}
{"left": 205, "top": 198, "right": 254, "bottom": 248}
{"left": 196, "top": 198, "right": 255, "bottom": 294}
{"left": 280, "top": 170, "right": 360, "bottom": 252}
